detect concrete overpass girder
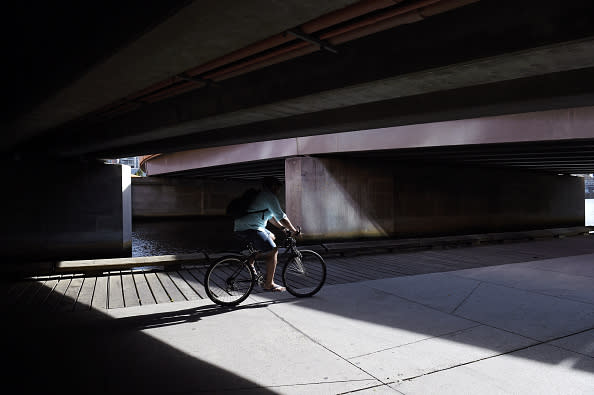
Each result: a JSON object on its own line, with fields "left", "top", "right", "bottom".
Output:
{"left": 52, "top": 37, "right": 594, "bottom": 157}
{"left": 143, "top": 105, "right": 594, "bottom": 177}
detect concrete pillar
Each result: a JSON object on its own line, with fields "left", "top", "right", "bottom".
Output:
{"left": 1, "top": 158, "right": 132, "bottom": 264}
{"left": 285, "top": 156, "right": 584, "bottom": 241}
{"left": 286, "top": 156, "right": 394, "bottom": 240}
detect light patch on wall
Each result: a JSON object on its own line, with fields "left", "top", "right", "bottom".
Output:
{"left": 301, "top": 158, "right": 390, "bottom": 239}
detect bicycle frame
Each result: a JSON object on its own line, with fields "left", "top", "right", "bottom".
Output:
{"left": 205, "top": 226, "right": 325, "bottom": 305}
{"left": 244, "top": 229, "right": 302, "bottom": 281}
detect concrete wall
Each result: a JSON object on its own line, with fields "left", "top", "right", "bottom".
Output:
{"left": 1, "top": 159, "right": 131, "bottom": 263}
{"left": 131, "top": 177, "right": 288, "bottom": 252}
{"left": 131, "top": 177, "right": 262, "bottom": 217}
{"left": 286, "top": 156, "right": 394, "bottom": 240}
{"left": 286, "top": 156, "right": 584, "bottom": 241}
{"left": 132, "top": 158, "right": 584, "bottom": 246}
{"left": 393, "top": 165, "right": 584, "bottom": 236}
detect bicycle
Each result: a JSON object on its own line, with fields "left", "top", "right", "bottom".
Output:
{"left": 204, "top": 227, "right": 327, "bottom": 306}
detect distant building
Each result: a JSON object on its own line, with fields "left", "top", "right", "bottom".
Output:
{"left": 105, "top": 157, "right": 143, "bottom": 175}
{"left": 584, "top": 174, "right": 594, "bottom": 198}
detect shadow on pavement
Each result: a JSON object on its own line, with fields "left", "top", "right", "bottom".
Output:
{"left": 252, "top": 256, "right": 594, "bottom": 376}
{"left": 5, "top": 239, "right": 594, "bottom": 393}
{"left": 5, "top": 298, "right": 278, "bottom": 394}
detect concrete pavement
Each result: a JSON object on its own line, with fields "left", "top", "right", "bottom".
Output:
{"left": 5, "top": 251, "right": 594, "bottom": 394}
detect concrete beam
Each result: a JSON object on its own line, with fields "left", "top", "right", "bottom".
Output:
{"left": 144, "top": 105, "right": 594, "bottom": 175}
{"left": 6, "top": 1, "right": 358, "bottom": 150}
{"left": 47, "top": 37, "right": 594, "bottom": 157}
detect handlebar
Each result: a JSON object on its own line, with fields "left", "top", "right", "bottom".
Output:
{"left": 283, "top": 225, "right": 301, "bottom": 237}
{"left": 282, "top": 226, "right": 301, "bottom": 249}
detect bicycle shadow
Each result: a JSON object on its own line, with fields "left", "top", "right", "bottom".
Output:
{"left": 100, "top": 299, "right": 295, "bottom": 331}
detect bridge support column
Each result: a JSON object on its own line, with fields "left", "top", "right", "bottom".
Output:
{"left": 2, "top": 159, "right": 132, "bottom": 266}
{"left": 286, "top": 156, "right": 395, "bottom": 240}
{"left": 285, "top": 156, "right": 584, "bottom": 241}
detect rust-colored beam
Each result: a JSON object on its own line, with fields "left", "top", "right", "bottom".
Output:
{"left": 87, "top": 0, "right": 479, "bottom": 121}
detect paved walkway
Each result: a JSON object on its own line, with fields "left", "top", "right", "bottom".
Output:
{"left": 5, "top": 229, "right": 593, "bottom": 311}
{"left": 4, "top": 236, "right": 594, "bottom": 394}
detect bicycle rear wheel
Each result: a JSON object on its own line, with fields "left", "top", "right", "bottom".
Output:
{"left": 282, "top": 250, "right": 326, "bottom": 297}
{"left": 204, "top": 256, "right": 255, "bottom": 306}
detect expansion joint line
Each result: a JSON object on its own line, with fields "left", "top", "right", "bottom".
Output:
{"left": 349, "top": 324, "right": 483, "bottom": 360}
{"left": 450, "top": 281, "right": 482, "bottom": 314}
{"left": 448, "top": 271, "right": 594, "bottom": 306}
{"left": 342, "top": 325, "right": 594, "bottom": 393}
{"left": 266, "top": 308, "right": 395, "bottom": 392}
{"left": 400, "top": 325, "right": 594, "bottom": 384}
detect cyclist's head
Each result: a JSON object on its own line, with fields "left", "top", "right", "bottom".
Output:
{"left": 262, "top": 176, "right": 282, "bottom": 192}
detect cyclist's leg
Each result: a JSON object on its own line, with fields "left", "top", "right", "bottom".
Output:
{"left": 260, "top": 248, "right": 281, "bottom": 289}
{"left": 237, "top": 229, "right": 283, "bottom": 290}
{"left": 258, "top": 229, "right": 284, "bottom": 290}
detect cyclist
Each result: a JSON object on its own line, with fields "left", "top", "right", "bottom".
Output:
{"left": 234, "top": 176, "right": 299, "bottom": 292}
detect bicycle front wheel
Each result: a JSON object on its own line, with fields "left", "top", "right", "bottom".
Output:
{"left": 282, "top": 250, "right": 327, "bottom": 297}
{"left": 204, "top": 256, "right": 255, "bottom": 306}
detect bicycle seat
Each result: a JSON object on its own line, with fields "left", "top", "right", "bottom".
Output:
{"left": 232, "top": 233, "right": 258, "bottom": 253}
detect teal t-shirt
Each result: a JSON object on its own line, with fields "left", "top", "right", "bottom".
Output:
{"left": 233, "top": 188, "right": 286, "bottom": 232}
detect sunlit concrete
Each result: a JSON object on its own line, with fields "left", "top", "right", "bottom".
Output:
{"left": 5, "top": 238, "right": 593, "bottom": 394}
{"left": 258, "top": 254, "right": 594, "bottom": 393}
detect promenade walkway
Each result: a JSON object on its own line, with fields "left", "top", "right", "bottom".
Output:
{"left": 3, "top": 233, "right": 593, "bottom": 394}
{"left": 4, "top": 227, "right": 590, "bottom": 311}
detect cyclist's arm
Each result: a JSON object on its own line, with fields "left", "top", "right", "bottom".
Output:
{"left": 266, "top": 191, "right": 298, "bottom": 234}
{"left": 268, "top": 216, "right": 284, "bottom": 229}
{"left": 268, "top": 213, "right": 298, "bottom": 234}
{"left": 278, "top": 217, "right": 298, "bottom": 235}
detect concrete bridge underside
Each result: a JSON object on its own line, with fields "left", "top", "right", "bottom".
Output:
{"left": 3, "top": 0, "right": 594, "bottom": 266}
{"left": 135, "top": 106, "right": 589, "bottom": 241}
{"left": 142, "top": 105, "right": 594, "bottom": 178}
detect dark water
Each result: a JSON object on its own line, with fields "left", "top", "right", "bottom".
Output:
{"left": 132, "top": 217, "right": 238, "bottom": 257}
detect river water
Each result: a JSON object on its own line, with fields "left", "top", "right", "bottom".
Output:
{"left": 132, "top": 217, "right": 237, "bottom": 257}
{"left": 132, "top": 200, "right": 594, "bottom": 257}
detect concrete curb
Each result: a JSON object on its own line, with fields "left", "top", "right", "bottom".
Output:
{"left": 7, "top": 226, "right": 592, "bottom": 277}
